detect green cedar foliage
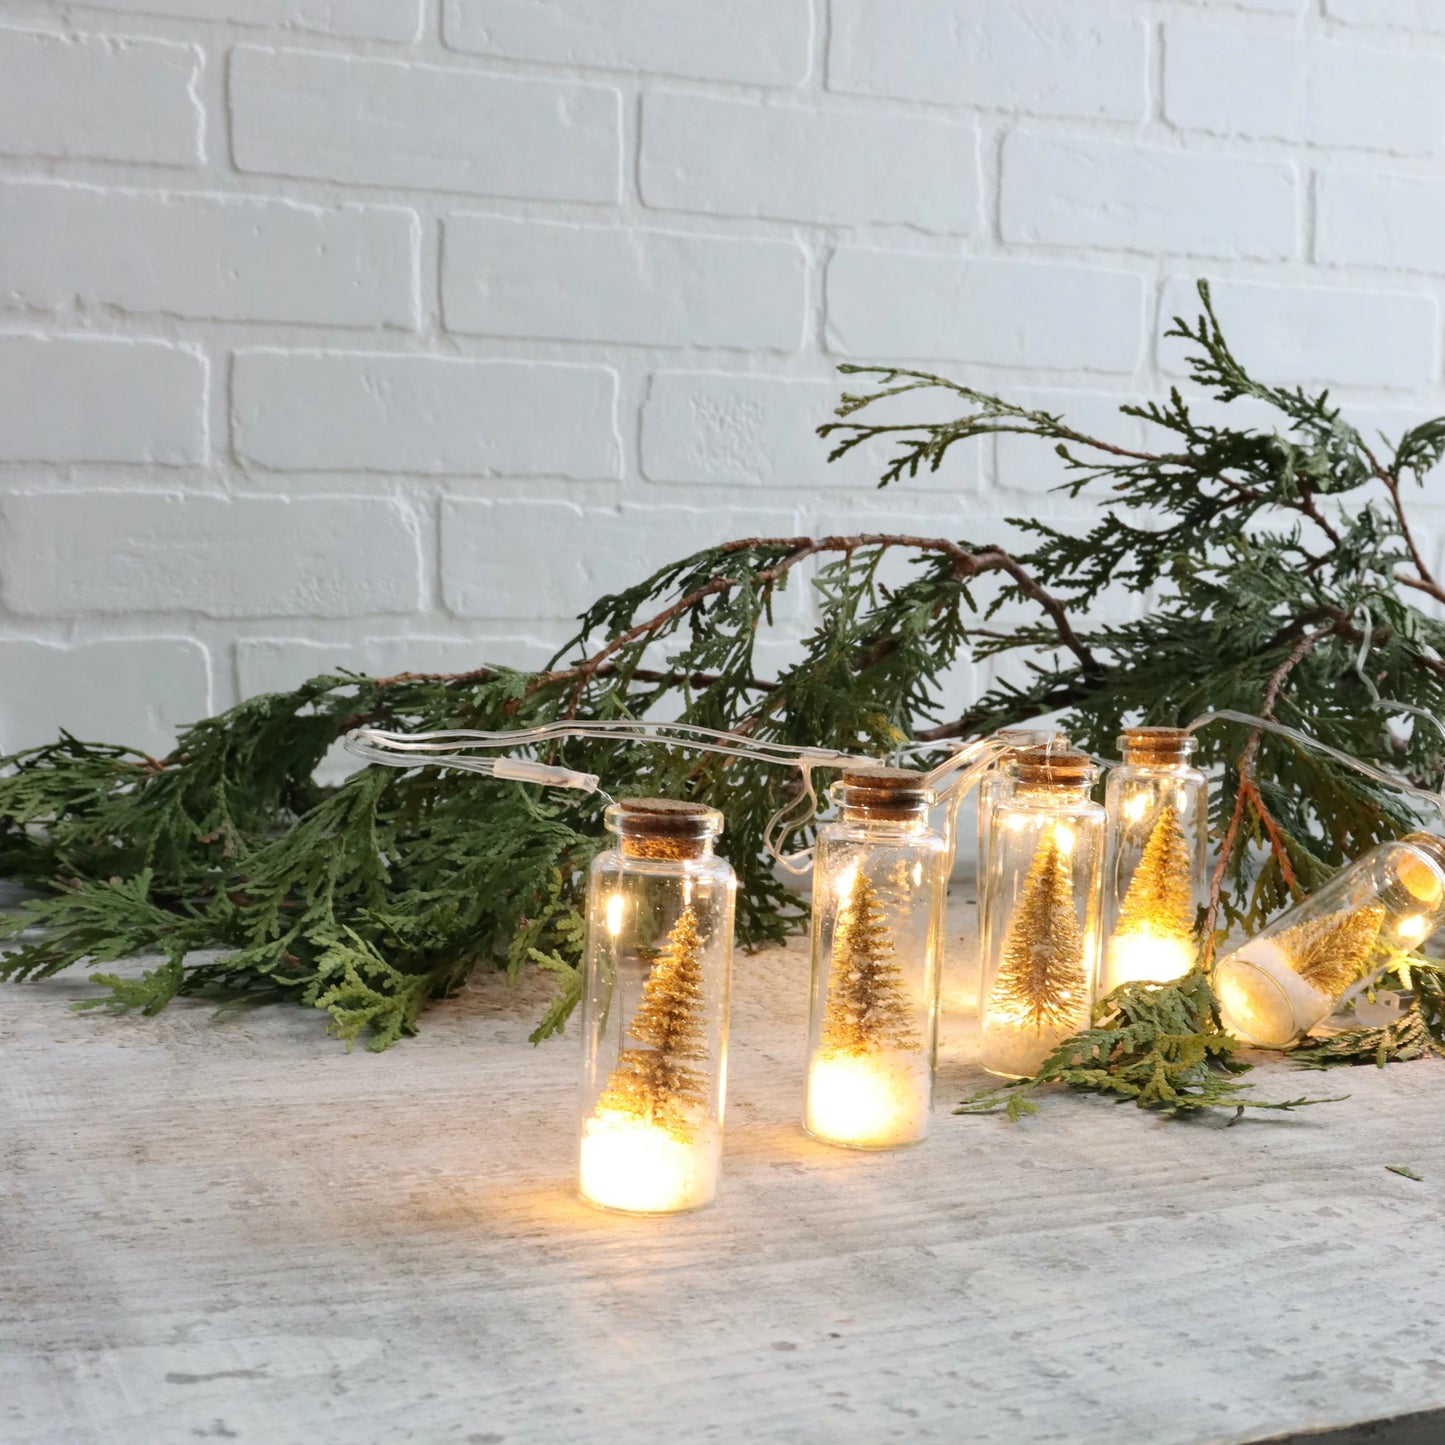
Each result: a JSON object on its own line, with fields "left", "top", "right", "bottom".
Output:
{"left": 4, "top": 281, "right": 1445, "bottom": 1056}
{"left": 956, "top": 971, "right": 1342, "bottom": 1120}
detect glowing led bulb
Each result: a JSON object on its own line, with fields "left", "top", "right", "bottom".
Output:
{"left": 805, "top": 1051, "right": 929, "bottom": 1150}
{"left": 578, "top": 1110, "right": 718, "bottom": 1214}
{"left": 605, "top": 893, "right": 624, "bottom": 937}
{"left": 1397, "top": 912, "right": 1427, "bottom": 944}
{"left": 1102, "top": 926, "right": 1196, "bottom": 993}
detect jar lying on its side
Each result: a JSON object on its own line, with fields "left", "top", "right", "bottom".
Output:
{"left": 1213, "top": 832, "right": 1445, "bottom": 1049}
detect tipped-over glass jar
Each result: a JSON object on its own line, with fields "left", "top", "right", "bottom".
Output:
{"left": 1213, "top": 832, "right": 1445, "bottom": 1049}
{"left": 577, "top": 798, "right": 736, "bottom": 1214}
{"left": 978, "top": 747, "right": 1104, "bottom": 1079}
{"left": 1100, "top": 727, "right": 1209, "bottom": 995}
{"left": 804, "top": 767, "right": 947, "bottom": 1150}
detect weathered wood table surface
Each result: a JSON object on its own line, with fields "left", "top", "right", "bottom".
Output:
{"left": 4, "top": 892, "right": 1445, "bottom": 1444}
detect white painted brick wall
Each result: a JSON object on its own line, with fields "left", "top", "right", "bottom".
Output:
{"left": 1157, "top": 278, "right": 1439, "bottom": 387}
{"left": 0, "top": 182, "right": 419, "bottom": 327}
{"left": 0, "top": 26, "right": 204, "bottom": 165}
{"left": 83, "top": 1, "right": 425, "bottom": 43}
{"left": 999, "top": 134, "right": 1298, "bottom": 260}
{"left": 0, "top": 493, "right": 422, "bottom": 618}
{"left": 828, "top": 1, "right": 1148, "bottom": 119}
{"left": 1315, "top": 169, "right": 1445, "bottom": 272}
{"left": 639, "top": 92, "right": 979, "bottom": 232}
{"left": 0, "top": 336, "right": 206, "bottom": 463}
{"left": 444, "top": 0, "right": 812, "bottom": 84}
{"left": 230, "top": 46, "right": 621, "bottom": 199}
{"left": 826, "top": 253, "right": 1146, "bottom": 370}
{"left": 2, "top": 0, "right": 1445, "bottom": 757}
{"left": 1164, "top": 22, "right": 1445, "bottom": 154}
{"left": 232, "top": 351, "right": 620, "bottom": 476}
{"left": 0, "top": 638, "right": 211, "bottom": 756}
{"left": 441, "top": 216, "right": 806, "bottom": 348}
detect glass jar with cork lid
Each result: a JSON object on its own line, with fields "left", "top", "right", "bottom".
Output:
{"left": 577, "top": 798, "right": 735, "bottom": 1214}
{"left": 978, "top": 747, "right": 1104, "bottom": 1078}
{"left": 1213, "top": 832, "right": 1445, "bottom": 1049}
{"left": 1101, "top": 726, "right": 1209, "bottom": 995}
{"left": 804, "top": 766, "right": 948, "bottom": 1150}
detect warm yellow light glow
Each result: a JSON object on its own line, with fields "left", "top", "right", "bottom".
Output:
{"left": 578, "top": 1109, "right": 716, "bottom": 1214}
{"left": 836, "top": 863, "right": 859, "bottom": 901}
{"left": 979, "top": 1022, "right": 1069, "bottom": 1079}
{"left": 1399, "top": 852, "right": 1445, "bottom": 906}
{"left": 1102, "top": 927, "right": 1196, "bottom": 993}
{"left": 1052, "top": 822, "right": 1076, "bottom": 854}
{"left": 1397, "top": 912, "right": 1428, "bottom": 944}
{"left": 805, "top": 1050, "right": 928, "bottom": 1149}
{"left": 1123, "top": 794, "right": 1149, "bottom": 825}
{"left": 605, "top": 893, "right": 625, "bottom": 938}
{"left": 1213, "top": 944, "right": 1317, "bottom": 1049}
{"left": 912, "top": 861, "right": 924, "bottom": 887}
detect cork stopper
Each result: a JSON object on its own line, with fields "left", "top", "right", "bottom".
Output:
{"left": 1012, "top": 745, "right": 1095, "bottom": 790}
{"left": 610, "top": 798, "right": 722, "bottom": 861}
{"left": 1119, "top": 726, "right": 1197, "bottom": 767}
{"left": 838, "top": 765, "right": 932, "bottom": 822}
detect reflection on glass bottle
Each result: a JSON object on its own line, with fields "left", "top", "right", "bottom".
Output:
{"left": 577, "top": 799, "right": 735, "bottom": 1214}
{"left": 1101, "top": 728, "right": 1209, "bottom": 994}
{"left": 978, "top": 748, "right": 1103, "bottom": 1078}
{"left": 1213, "top": 832, "right": 1445, "bottom": 1049}
{"left": 805, "top": 767, "right": 946, "bottom": 1150}
{"left": 976, "top": 728, "right": 1067, "bottom": 880}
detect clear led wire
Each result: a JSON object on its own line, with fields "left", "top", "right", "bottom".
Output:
{"left": 348, "top": 694, "right": 1445, "bottom": 878}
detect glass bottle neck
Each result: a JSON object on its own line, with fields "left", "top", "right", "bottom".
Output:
{"left": 1011, "top": 783, "right": 1092, "bottom": 807}
{"left": 840, "top": 803, "right": 930, "bottom": 829}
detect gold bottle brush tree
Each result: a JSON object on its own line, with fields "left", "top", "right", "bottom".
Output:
{"left": 1101, "top": 728, "right": 1209, "bottom": 994}
{"left": 978, "top": 748, "right": 1103, "bottom": 1078}
{"left": 976, "top": 728, "right": 1068, "bottom": 884}
{"left": 975, "top": 728, "right": 1069, "bottom": 1013}
{"left": 804, "top": 767, "right": 947, "bottom": 1149}
{"left": 577, "top": 799, "right": 735, "bottom": 1214}
{"left": 1213, "top": 832, "right": 1445, "bottom": 1049}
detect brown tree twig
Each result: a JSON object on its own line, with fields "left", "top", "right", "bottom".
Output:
{"left": 534, "top": 534, "right": 1098, "bottom": 706}
{"left": 1355, "top": 439, "right": 1445, "bottom": 605}
{"left": 1201, "top": 624, "right": 1336, "bottom": 953}
{"left": 371, "top": 663, "right": 774, "bottom": 695}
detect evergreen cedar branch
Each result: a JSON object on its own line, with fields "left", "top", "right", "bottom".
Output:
{"left": 1, "top": 281, "right": 1444, "bottom": 1081}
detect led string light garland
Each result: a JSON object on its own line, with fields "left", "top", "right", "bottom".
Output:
{"left": 345, "top": 703, "right": 1445, "bottom": 1210}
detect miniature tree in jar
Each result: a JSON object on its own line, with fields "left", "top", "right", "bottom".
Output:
{"left": 1100, "top": 727, "right": 1209, "bottom": 995}
{"left": 578, "top": 799, "right": 735, "bottom": 1213}
{"left": 1213, "top": 832, "right": 1445, "bottom": 1049}
{"left": 978, "top": 748, "right": 1104, "bottom": 1078}
{"left": 804, "top": 767, "right": 947, "bottom": 1149}
{"left": 976, "top": 729, "right": 1069, "bottom": 1014}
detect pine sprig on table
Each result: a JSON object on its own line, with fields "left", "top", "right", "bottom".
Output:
{"left": 1290, "top": 965, "right": 1445, "bottom": 1068}
{"left": 956, "top": 973, "right": 1344, "bottom": 1120}
{"left": 3, "top": 281, "right": 1445, "bottom": 1060}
